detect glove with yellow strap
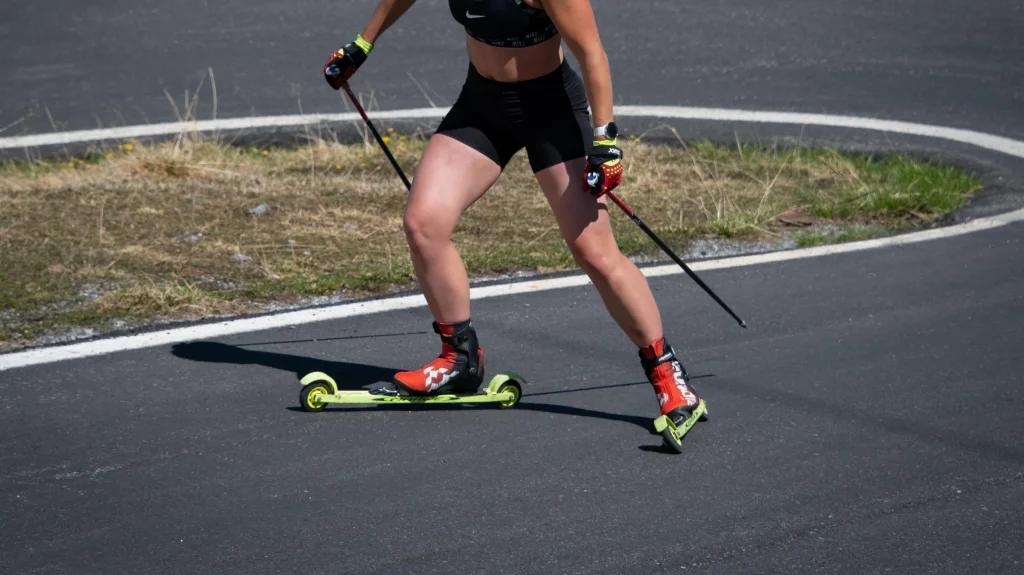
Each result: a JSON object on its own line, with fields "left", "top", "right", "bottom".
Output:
{"left": 323, "top": 34, "right": 373, "bottom": 89}
{"left": 583, "top": 121, "right": 623, "bottom": 197}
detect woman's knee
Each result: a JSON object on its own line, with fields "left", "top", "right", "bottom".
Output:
{"left": 569, "top": 234, "right": 624, "bottom": 280}
{"left": 403, "top": 200, "right": 453, "bottom": 254}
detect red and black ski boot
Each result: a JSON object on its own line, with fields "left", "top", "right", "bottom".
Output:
{"left": 392, "top": 319, "right": 485, "bottom": 396}
{"left": 640, "top": 337, "right": 707, "bottom": 450}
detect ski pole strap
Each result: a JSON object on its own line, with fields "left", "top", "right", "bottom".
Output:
{"left": 354, "top": 34, "right": 373, "bottom": 55}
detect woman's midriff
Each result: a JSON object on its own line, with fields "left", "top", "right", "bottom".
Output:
{"left": 464, "top": 33, "right": 564, "bottom": 82}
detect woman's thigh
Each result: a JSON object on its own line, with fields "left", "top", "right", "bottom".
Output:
{"left": 534, "top": 157, "right": 619, "bottom": 258}
{"left": 406, "top": 132, "right": 503, "bottom": 237}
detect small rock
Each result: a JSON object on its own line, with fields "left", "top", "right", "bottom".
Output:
{"left": 346, "top": 223, "right": 359, "bottom": 230}
{"left": 249, "top": 204, "right": 270, "bottom": 216}
{"left": 25, "top": 310, "right": 48, "bottom": 321}
{"left": 175, "top": 233, "right": 203, "bottom": 243}
{"left": 778, "top": 208, "right": 814, "bottom": 227}
{"left": 232, "top": 253, "right": 252, "bottom": 262}
{"left": 78, "top": 285, "right": 102, "bottom": 301}
{"left": 47, "top": 264, "right": 69, "bottom": 274}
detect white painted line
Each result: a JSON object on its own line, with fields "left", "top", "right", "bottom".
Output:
{"left": 2, "top": 206, "right": 1022, "bottom": 372}
{"left": 0, "top": 108, "right": 448, "bottom": 150}
{"left": 1, "top": 107, "right": 1023, "bottom": 372}
{"left": 617, "top": 106, "right": 1024, "bottom": 159}
{"left": 647, "top": 205, "right": 1024, "bottom": 276}
{"left": 3, "top": 106, "right": 1024, "bottom": 159}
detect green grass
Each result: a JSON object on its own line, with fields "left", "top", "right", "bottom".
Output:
{"left": 803, "top": 154, "right": 978, "bottom": 219}
{"left": 0, "top": 134, "right": 982, "bottom": 350}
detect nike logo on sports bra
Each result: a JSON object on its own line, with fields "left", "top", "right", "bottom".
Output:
{"left": 450, "top": 0, "right": 557, "bottom": 48}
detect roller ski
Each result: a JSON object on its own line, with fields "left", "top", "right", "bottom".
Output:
{"left": 298, "top": 371, "right": 524, "bottom": 411}
{"left": 641, "top": 338, "right": 708, "bottom": 453}
{"left": 298, "top": 319, "right": 524, "bottom": 411}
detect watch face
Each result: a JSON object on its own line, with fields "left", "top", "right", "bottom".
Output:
{"left": 606, "top": 122, "right": 618, "bottom": 140}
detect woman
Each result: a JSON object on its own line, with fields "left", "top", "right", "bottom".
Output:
{"left": 323, "top": 0, "right": 703, "bottom": 431}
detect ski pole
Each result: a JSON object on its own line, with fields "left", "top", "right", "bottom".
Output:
{"left": 605, "top": 191, "right": 747, "bottom": 328}
{"left": 342, "top": 83, "right": 412, "bottom": 191}
{"left": 343, "top": 84, "right": 745, "bottom": 328}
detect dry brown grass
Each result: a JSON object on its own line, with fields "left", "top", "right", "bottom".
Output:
{"left": 0, "top": 131, "right": 979, "bottom": 348}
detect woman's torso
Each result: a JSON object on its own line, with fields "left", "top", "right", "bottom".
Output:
{"left": 448, "top": 0, "right": 564, "bottom": 82}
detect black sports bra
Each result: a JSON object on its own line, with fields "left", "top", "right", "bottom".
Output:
{"left": 449, "top": 0, "right": 559, "bottom": 48}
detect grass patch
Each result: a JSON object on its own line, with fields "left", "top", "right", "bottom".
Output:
{"left": 0, "top": 132, "right": 981, "bottom": 349}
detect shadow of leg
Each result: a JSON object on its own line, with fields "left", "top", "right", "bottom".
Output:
{"left": 516, "top": 402, "right": 657, "bottom": 435}
{"left": 170, "top": 341, "right": 400, "bottom": 390}
{"left": 638, "top": 444, "right": 679, "bottom": 455}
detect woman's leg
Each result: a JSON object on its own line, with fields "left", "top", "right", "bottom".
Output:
{"left": 534, "top": 158, "right": 663, "bottom": 347}
{"left": 404, "top": 133, "right": 502, "bottom": 322}
{"left": 535, "top": 159, "right": 703, "bottom": 421}
{"left": 392, "top": 132, "right": 503, "bottom": 395}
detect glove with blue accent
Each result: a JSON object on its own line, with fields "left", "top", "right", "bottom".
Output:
{"left": 323, "top": 35, "right": 373, "bottom": 90}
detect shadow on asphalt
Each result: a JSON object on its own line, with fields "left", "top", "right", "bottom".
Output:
{"left": 230, "top": 331, "right": 430, "bottom": 348}
{"left": 170, "top": 341, "right": 400, "bottom": 390}
{"left": 284, "top": 400, "right": 659, "bottom": 436}
{"left": 638, "top": 444, "right": 681, "bottom": 455}
{"left": 516, "top": 402, "right": 657, "bottom": 434}
{"left": 524, "top": 374, "right": 714, "bottom": 399}
{"left": 171, "top": 341, "right": 716, "bottom": 449}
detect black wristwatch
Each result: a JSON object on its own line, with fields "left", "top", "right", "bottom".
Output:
{"left": 594, "top": 121, "right": 618, "bottom": 141}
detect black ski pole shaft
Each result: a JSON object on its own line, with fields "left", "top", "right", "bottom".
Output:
{"left": 606, "top": 191, "right": 747, "bottom": 328}
{"left": 342, "top": 83, "right": 412, "bottom": 191}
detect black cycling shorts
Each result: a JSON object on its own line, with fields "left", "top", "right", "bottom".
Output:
{"left": 435, "top": 60, "right": 590, "bottom": 173}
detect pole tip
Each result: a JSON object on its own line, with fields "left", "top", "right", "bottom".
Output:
{"left": 740, "top": 320, "right": 748, "bottom": 329}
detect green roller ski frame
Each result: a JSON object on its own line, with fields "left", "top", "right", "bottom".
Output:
{"left": 297, "top": 371, "right": 526, "bottom": 412}
{"left": 653, "top": 400, "right": 708, "bottom": 453}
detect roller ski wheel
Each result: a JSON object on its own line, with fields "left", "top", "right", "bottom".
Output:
{"left": 653, "top": 400, "right": 708, "bottom": 454}
{"left": 486, "top": 374, "right": 523, "bottom": 409}
{"left": 299, "top": 380, "right": 333, "bottom": 412}
{"left": 296, "top": 371, "right": 525, "bottom": 410}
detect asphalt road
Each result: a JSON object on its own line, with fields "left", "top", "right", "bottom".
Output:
{"left": 1, "top": 1, "right": 1022, "bottom": 138}
{"left": 2, "top": 221, "right": 1023, "bottom": 574}
{"left": 2, "top": 1, "right": 1024, "bottom": 573}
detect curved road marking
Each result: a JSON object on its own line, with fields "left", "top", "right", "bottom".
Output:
{"left": 1, "top": 108, "right": 1023, "bottom": 372}
{"left": 3, "top": 106, "right": 1024, "bottom": 159}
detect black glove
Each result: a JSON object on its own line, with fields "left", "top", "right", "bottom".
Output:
{"left": 323, "top": 34, "right": 373, "bottom": 90}
{"left": 584, "top": 138, "right": 624, "bottom": 197}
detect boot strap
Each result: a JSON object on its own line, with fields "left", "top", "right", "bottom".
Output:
{"left": 640, "top": 347, "right": 678, "bottom": 371}
{"left": 432, "top": 321, "right": 473, "bottom": 346}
